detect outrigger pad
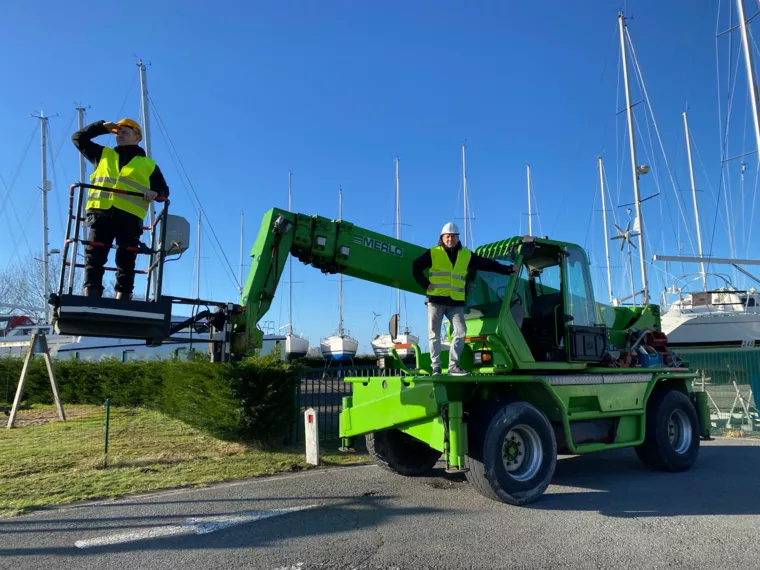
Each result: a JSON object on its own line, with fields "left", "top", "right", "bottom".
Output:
{"left": 50, "top": 294, "right": 172, "bottom": 343}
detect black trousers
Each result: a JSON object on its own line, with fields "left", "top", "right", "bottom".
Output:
{"left": 83, "top": 207, "right": 144, "bottom": 295}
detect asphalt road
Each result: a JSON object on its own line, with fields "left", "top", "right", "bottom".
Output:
{"left": 1, "top": 438, "right": 759, "bottom": 570}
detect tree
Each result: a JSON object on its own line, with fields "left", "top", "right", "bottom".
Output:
{"left": 0, "top": 251, "right": 82, "bottom": 322}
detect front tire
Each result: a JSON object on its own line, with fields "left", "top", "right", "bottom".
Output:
{"left": 465, "top": 401, "right": 557, "bottom": 505}
{"left": 635, "top": 389, "right": 700, "bottom": 472}
{"left": 366, "top": 429, "right": 442, "bottom": 476}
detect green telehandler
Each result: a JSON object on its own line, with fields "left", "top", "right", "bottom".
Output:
{"left": 230, "top": 207, "right": 711, "bottom": 506}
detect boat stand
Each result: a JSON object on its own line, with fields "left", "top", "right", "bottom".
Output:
{"left": 6, "top": 332, "right": 65, "bottom": 429}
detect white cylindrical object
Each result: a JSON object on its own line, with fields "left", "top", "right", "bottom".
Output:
{"left": 304, "top": 407, "right": 319, "bottom": 465}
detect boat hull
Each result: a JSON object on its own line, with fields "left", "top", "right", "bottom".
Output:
{"left": 371, "top": 332, "right": 419, "bottom": 362}
{"left": 284, "top": 333, "right": 309, "bottom": 359}
{"left": 320, "top": 335, "right": 358, "bottom": 361}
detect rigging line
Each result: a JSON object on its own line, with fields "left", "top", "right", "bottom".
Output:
{"left": 634, "top": 106, "right": 690, "bottom": 257}
{"left": 551, "top": 22, "right": 619, "bottom": 237}
{"left": 0, "top": 124, "right": 39, "bottom": 224}
{"left": 151, "top": 120, "right": 239, "bottom": 290}
{"left": 149, "top": 97, "right": 241, "bottom": 290}
{"left": 50, "top": 109, "right": 75, "bottom": 172}
{"left": 615, "top": 25, "right": 623, "bottom": 210}
{"left": 6, "top": 191, "right": 41, "bottom": 268}
{"left": 45, "top": 121, "right": 67, "bottom": 238}
{"left": 747, "top": 162, "right": 759, "bottom": 257}
{"left": 625, "top": 28, "right": 696, "bottom": 255}
{"left": 710, "top": 28, "right": 743, "bottom": 259}
{"left": 690, "top": 125, "right": 728, "bottom": 236}
{"left": 711, "top": 0, "right": 730, "bottom": 258}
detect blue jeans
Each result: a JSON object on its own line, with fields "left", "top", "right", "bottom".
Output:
{"left": 427, "top": 302, "right": 466, "bottom": 370}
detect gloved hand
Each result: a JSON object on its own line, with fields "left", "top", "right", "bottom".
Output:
{"left": 143, "top": 190, "right": 158, "bottom": 201}
{"left": 503, "top": 265, "right": 516, "bottom": 276}
{"left": 426, "top": 283, "right": 436, "bottom": 293}
{"left": 103, "top": 121, "right": 119, "bottom": 133}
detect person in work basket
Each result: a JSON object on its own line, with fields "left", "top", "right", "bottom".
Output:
{"left": 72, "top": 118, "right": 170, "bottom": 300}
{"left": 413, "top": 222, "right": 515, "bottom": 376}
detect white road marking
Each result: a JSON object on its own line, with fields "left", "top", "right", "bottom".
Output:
{"left": 74, "top": 505, "right": 317, "bottom": 549}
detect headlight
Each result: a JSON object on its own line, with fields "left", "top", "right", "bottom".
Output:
{"left": 473, "top": 350, "right": 493, "bottom": 365}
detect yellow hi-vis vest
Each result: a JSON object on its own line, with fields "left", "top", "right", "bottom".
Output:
{"left": 87, "top": 147, "right": 156, "bottom": 219}
{"left": 428, "top": 246, "right": 472, "bottom": 301}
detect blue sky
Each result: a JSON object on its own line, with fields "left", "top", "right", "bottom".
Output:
{"left": 1, "top": 1, "right": 757, "bottom": 354}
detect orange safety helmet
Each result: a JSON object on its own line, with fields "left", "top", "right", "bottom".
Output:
{"left": 110, "top": 118, "right": 143, "bottom": 142}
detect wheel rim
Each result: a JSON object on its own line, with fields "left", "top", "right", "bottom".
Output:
{"left": 668, "top": 409, "right": 692, "bottom": 454}
{"left": 501, "top": 424, "right": 542, "bottom": 481}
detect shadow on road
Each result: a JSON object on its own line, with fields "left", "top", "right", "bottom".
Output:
{"left": 0, "top": 493, "right": 458, "bottom": 558}
{"left": 529, "top": 440, "right": 760, "bottom": 517}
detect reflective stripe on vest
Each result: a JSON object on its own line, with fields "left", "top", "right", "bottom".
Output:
{"left": 87, "top": 147, "right": 156, "bottom": 219}
{"left": 427, "top": 246, "right": 472, "bottom": 301}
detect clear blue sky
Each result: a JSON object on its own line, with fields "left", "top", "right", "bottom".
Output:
{"left": 1, "top": 1, "right": 757, "bottom": 354}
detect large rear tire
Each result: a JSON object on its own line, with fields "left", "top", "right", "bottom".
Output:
{"left": 635, "top": 389, "right": 700, "bottom": 472}
{"left": 464, "top": 401, "right": 557, "bottom": 505}
{"left": 366, "top": 429, "right": 442, "bottom": 476}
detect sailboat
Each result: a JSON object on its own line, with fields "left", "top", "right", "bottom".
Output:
{"left": 608, "top": 9, "right": 759, "bottom": 412}
{"left": 282, "top": 172, "right": 309, "bottom": 359}
{"left": 651, "top": 2, "right": 760, "bottom": 397}
{"left": 371, "top": 157, "right": 419, "bottom": 362}
{"left": 319, "top": 186, "right": 359, "bottom": 361}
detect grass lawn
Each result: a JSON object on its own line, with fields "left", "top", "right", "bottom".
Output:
{"left": 0, "top": 405, "right": 370, "bottom": 518}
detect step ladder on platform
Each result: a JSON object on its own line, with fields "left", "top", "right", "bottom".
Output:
{"left": 48, "top": 183, "right": 238, "bottom": 362}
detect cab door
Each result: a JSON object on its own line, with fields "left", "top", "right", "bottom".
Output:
{"left": 562, "top": 246, "right": 608, "bottom": 362}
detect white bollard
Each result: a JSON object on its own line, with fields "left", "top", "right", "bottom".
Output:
{"left": 304, "top": 407, "right": 320, "bottom": 466}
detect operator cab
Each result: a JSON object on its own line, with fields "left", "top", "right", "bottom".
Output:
{"left": 513, "top": 238, "right": 607, "bottom": 363}
{"left": 464, "top": 236, "right": 607, "bottom": 365}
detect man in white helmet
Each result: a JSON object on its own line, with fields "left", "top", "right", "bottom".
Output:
{"left": 412, "top": 222, "right": 515, "bottom": 375}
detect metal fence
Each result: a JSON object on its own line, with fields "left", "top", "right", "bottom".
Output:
{"left": 293, "top": 366, "right": 403, "bottom": 443}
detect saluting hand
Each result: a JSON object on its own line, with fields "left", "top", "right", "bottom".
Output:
{"left": 103, "top": 121, "right": 119, "bottom": 132}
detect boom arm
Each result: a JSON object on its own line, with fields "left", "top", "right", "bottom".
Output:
{"left": 232, "top": 208, "right": 428, "bottom": 352}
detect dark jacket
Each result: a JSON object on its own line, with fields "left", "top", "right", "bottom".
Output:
{"left": 71, "top": 120, "right": 170, "bottom": 202}
{"left": 412, "top": 241, "right": 514, "bottom": 307}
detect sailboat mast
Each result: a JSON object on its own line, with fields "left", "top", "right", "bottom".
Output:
{"left": 67, "top": 106, "right": 88, "bottom": 294}
{"left": 597, "top": 156, "right": 614, "bottom": 302}
{"left": 526, "top": 163, "right": 533, "bottom": 236}
{"left": 138, "top": 60, "right": 153, "bottom": 217}
{"left": 618, "top": 12, "right": 649, "bottom": 305}
{"left": 338, "top": 186, "right": 344, "bottom": 336}
{"left": 682, "top": 111, "right": 707, "bottom": 290}
{"left": 288, "top": 172, "right": 293, "bottom": 335}
{"left": 395, "top": 157, "right": 401, "bottom": 324}
{"left": 138, "top": 59, "right": 159, "bottom": 301}
{"left": 36, "top": 111, "right": 51, "bottom": 320}
{"left": 462, "top": 144, "right": 468, "bottom": 248}
{"left": 736, "top": 0, "right": 760, "bottom": 166}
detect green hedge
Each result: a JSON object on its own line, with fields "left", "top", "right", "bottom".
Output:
{"left": 0, "top": 352, "right": 301, "bottom": 446}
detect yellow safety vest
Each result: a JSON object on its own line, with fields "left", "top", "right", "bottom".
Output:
{"left": 87, "top": 147, "right": 156, "bottom": 219}
{"left": 428, "top": 246, "right": 472, "bottom": 301}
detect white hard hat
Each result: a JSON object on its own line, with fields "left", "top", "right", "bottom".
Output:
{"left": 440, "top": 222, "right": 460, "bottom": 235}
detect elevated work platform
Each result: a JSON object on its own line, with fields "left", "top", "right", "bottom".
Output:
{"left": 50, "top": 294, "right": 173, "bottom": 343}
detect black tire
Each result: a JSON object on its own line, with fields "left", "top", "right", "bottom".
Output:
{"left": 464, "top": 401, "right": 557, "bottom": 506}
{"left": 635, "top": 389, "right": 700, "bottom": 472}
{"left": 366, "top": 429, "right": 442, "bottom": 476}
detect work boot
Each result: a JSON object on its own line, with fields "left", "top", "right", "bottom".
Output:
{"left": 431, "top": 366, "right": 441, "bottom": 376}
{"left": 115, "top": 291, "right": 131, "bottom": 301}
{"left": 83, "top": 287, "right": 102, "bottom": 298}
{"left": 447, "top": 364, "right": 467, "bottom": 376}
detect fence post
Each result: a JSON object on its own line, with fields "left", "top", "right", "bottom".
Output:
{"left": 103, "top": 398, "right": 110, "bottom": 465}
{"left": 304, "top": 407, "right": 319, "bottom": 465}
